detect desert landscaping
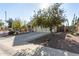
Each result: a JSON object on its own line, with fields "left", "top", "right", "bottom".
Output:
{"left": 0, "top": 3, "right": 79, "bottom": 56}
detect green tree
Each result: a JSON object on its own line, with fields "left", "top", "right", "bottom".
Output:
{"left": 32, "top": 3, "right": 66, "bottom": 32}
{"left": 6, "top": 18, "right": 13, "bottom": 28}
{"left": 71, "top": 14, "right": 77, "bottom": 33}
{"left": 21, "top": 21, "right": 27, "bottom": 30}
{"left": 0, "top": 20, "right": 4, "bottom": 27}
{"left": 12, "top": 19, "right": 22, "bottom": 30}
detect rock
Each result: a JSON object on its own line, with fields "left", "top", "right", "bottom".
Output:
{"left": 14, "top": 46, "right": 79, "bottom": 56}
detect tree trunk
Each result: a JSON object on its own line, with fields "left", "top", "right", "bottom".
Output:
{"left": 49, "top": 27, "right": 52, "bottom": 33}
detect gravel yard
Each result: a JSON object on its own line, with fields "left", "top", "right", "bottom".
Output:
{"left": 0, "top": 32, "right": 79, "bottom": 56}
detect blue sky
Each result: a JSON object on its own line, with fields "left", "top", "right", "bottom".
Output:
{"left": 61, "top": 3, "right": 79, "bottom": 25}
{"left": 0, "top": 3, "right": 79, "bottom": 25}
{"left": 0, "top": 3, "right": 40, "bottom": 24}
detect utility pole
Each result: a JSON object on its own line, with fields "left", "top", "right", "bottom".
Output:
{"left": 5, "top": 11, "right": 7, "bottom": 21}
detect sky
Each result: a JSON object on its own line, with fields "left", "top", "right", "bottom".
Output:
{"left": 0, "top": 3, "right": 79, "bottom": 26}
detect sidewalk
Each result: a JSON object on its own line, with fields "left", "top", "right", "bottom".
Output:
{"left": 0, "top": 31, "right": 9, "bottom": 37}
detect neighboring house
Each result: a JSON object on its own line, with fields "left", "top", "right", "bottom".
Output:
{"left": 28, "top": 20, "right": 67, "bottom": 33}
{"left": 33, "top": 26, "right": 57, "bottom": 32}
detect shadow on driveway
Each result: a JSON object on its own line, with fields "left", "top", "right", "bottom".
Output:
{"left": 13, "top": 32, "right": 50, "bottom": 46}
{"left": 13, "top": 32, "right": 79, "bottom": 54}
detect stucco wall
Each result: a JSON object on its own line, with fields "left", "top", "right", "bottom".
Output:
{"left": 33, "top": 27, "right": 57, "bottom": 32}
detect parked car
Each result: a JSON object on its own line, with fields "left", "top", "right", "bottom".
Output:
{"left": 14, "top": 29, "right": 21, "bottom": 35}
{"left": 8, "top": 28, "right": 15, "bottom": 35}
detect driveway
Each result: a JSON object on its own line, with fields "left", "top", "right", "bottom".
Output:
{"left": 0, "top": 32, "right": 79, "bottom": 56}
{"left": 13, "top": 32, "right": 50, "bottom": 46}
{"left": 0, "top": 32, "right": 49, "bottom": 56}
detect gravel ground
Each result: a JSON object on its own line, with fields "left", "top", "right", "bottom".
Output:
{"left": 26, "top": 32, "right": 79, "bottom": 55}
{"left": 13, "top": 45, "right": 79, "bottom": 56}
{"left": 0, "top": 32, "right": 79, "bottom": 56}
